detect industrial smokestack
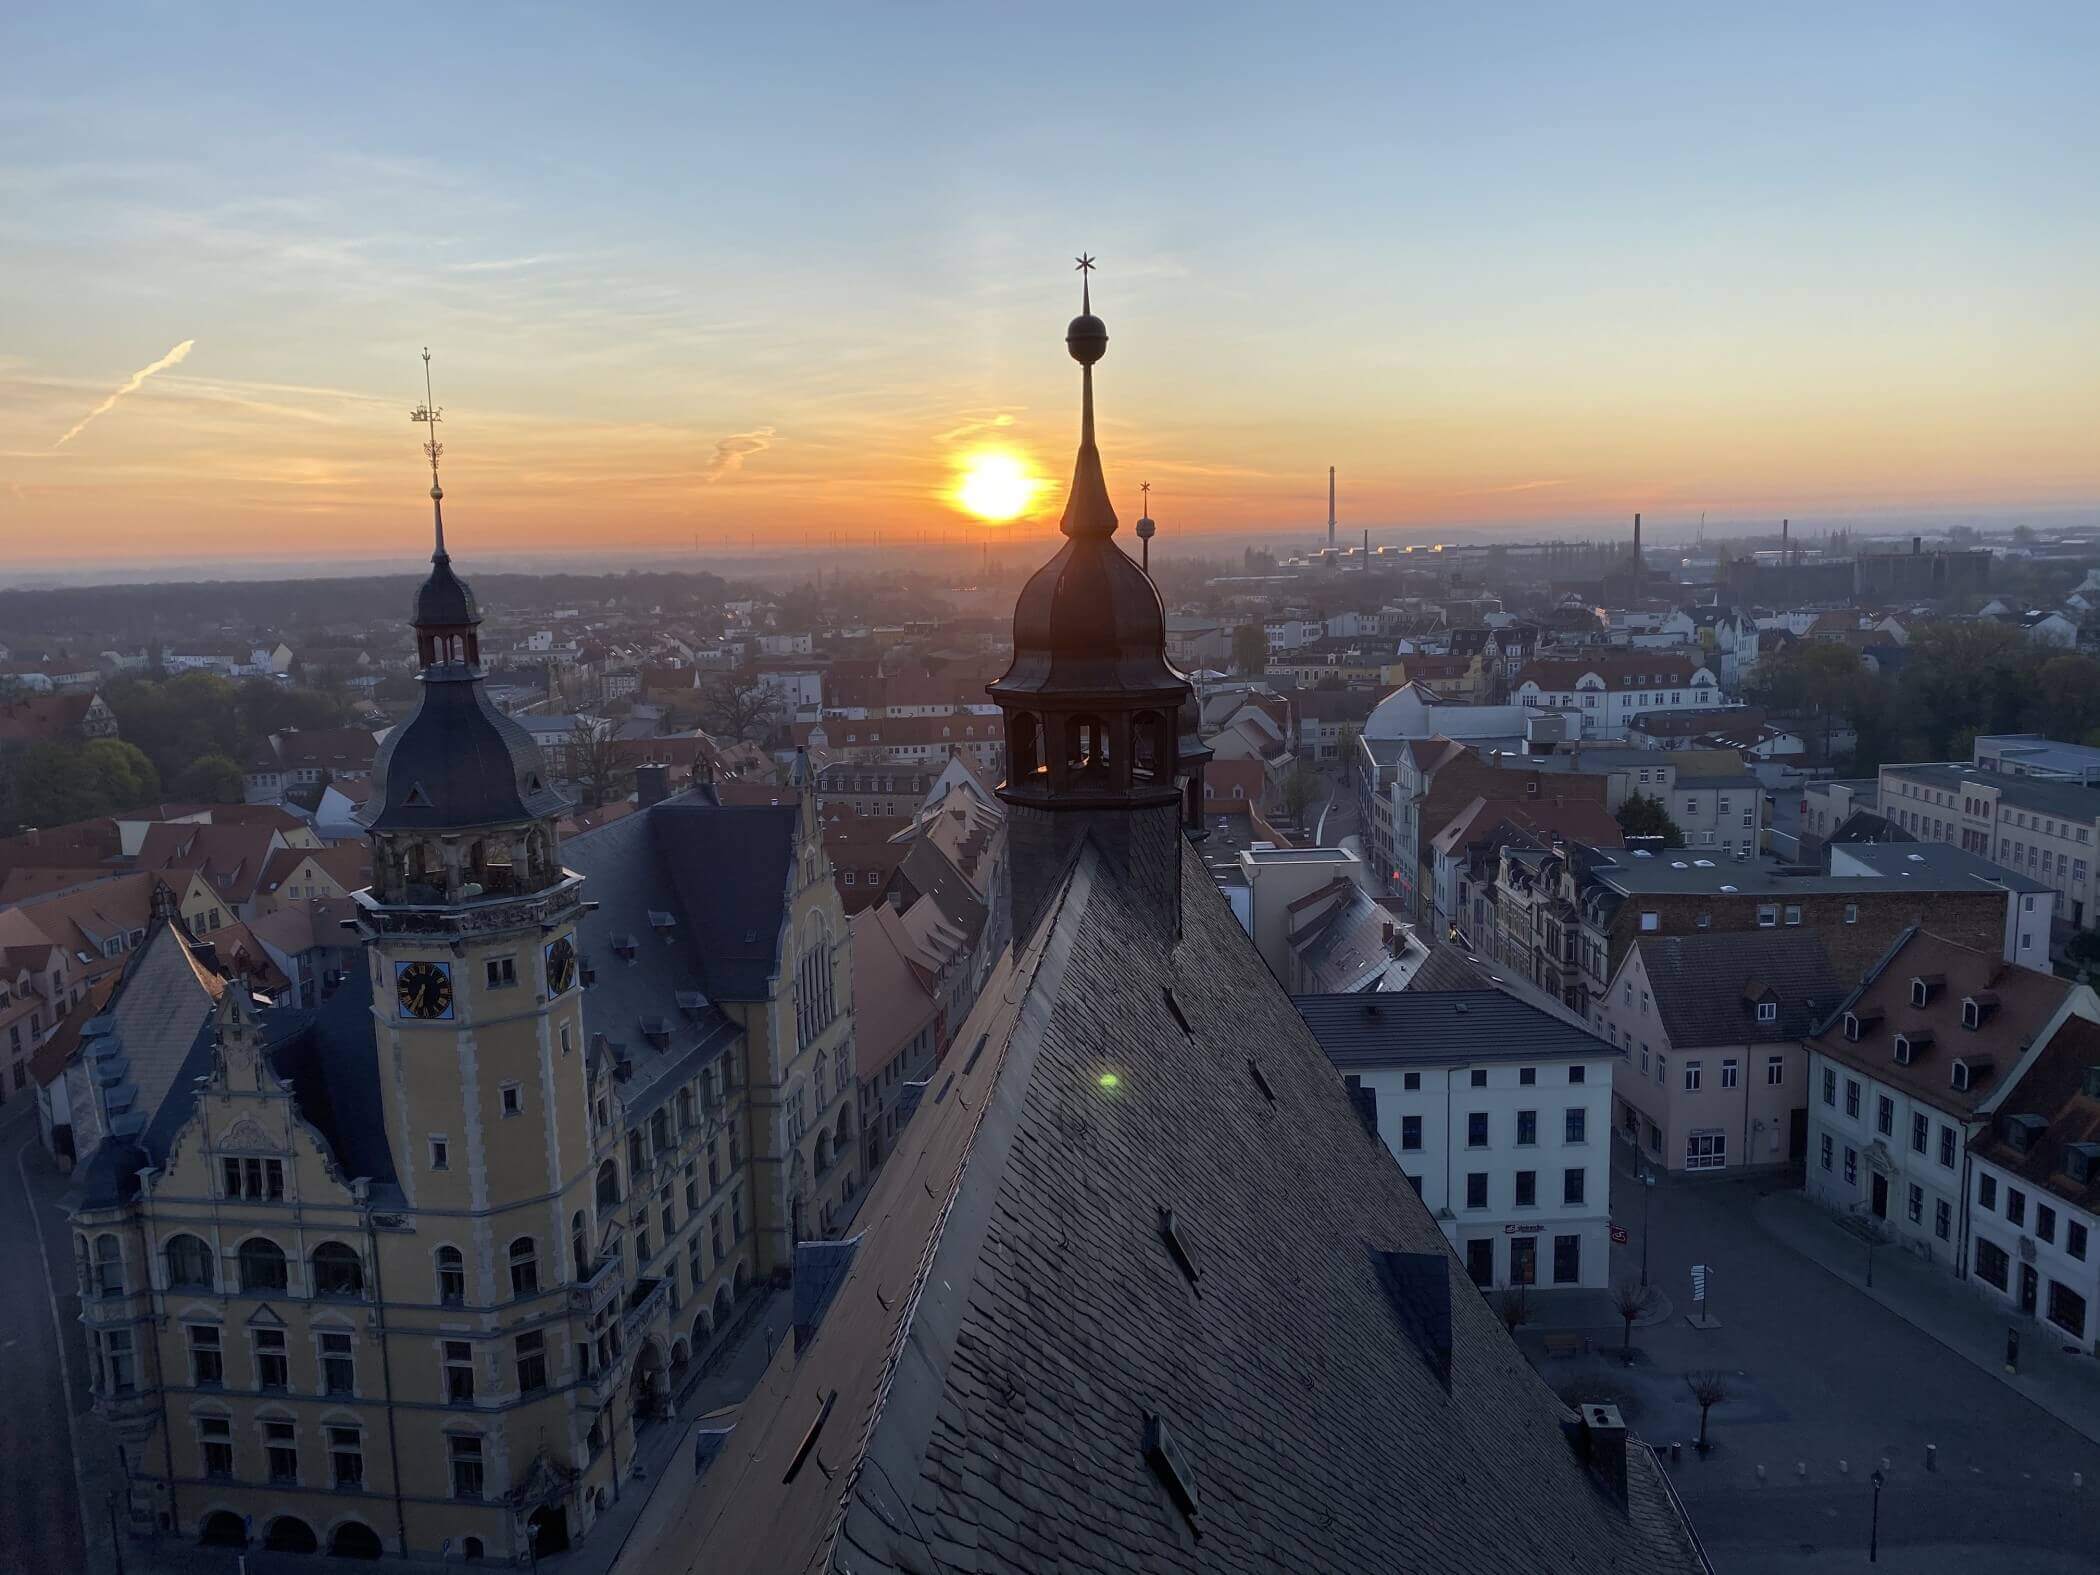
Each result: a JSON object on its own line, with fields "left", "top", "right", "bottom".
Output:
{"left": 1328, "top": 466, "right": 1337, "bottom": 549}
{"left": 1633, "top": 513, "right": 1642, "bottom": 567}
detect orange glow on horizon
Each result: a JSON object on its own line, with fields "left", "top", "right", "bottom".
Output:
{"left": 951, "top": 450, "right": 1046, "bottom": 524}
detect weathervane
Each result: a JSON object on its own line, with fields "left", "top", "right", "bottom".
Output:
{"left": 410, "top": 347, "right": 448, "bottom": 558}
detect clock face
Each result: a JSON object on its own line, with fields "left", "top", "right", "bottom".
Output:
{"left": 395, "top": 960, "right": 454, "bottom": 1020}
{"left": 545, "top": 935, "right": 577, "bottom": 995}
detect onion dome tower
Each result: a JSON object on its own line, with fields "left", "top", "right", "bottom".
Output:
{"left": 988, "top": 259, "right": 1195, "bottom": 945}
{"left": 360, "top": 352, "right": 568, "bottom": 899}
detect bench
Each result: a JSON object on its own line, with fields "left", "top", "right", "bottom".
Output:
{"left": 1542, "top": 1332, "right": 1584, "bottom": 1359}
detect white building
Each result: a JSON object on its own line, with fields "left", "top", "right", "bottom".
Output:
{"left": 1805, "top": 929, "right": 2095, "bottom": 1272}
{"left": 1513, "top": 650, "right": 1720, "bottom": 738}
{"left": 1294, "top": 990, "right": 1621, "bottom": 1289}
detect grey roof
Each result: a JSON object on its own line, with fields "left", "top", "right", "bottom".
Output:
{"left": 1406, "top": 943, "right": 1496, "bottom": 992}
{"left": 649, "top": 794, "right": 800, "bottom": 1001}
{"left": 638, "top": 842, "right": 1704, "bottom": 1573}
{"left": 1634, "top": 930, "right": 1844, "bottom": 1048}
{"left": 1587, "top": 847, "right": 2030, "bottom": 897}
{"left": 1885, "top": 761, "right": 2100, "bottom": 823}
{"left": 1295, "top": 989, "right": 1622, "bottom": 1068}
{"left": 1830, "top": 839, "right": 2046, "bottom": 892}
{"left": 559, "top": 792, "right": 746, "bottom": 1117}
{"left": 362, "top": 673, "right": 569, "bottom": 832}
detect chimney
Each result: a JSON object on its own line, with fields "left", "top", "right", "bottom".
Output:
{"left": 635, "top": 763, "right": 670, "bottom": 808}
{"left": 1328, "top": 466, "right": 1337, "bottom": 550}
{"left": 1567, "top": 1402, "right": 1630, "bottom": 1510}
{"left": 1632, "top": 513, "right": 1642, "bottom": 566}
{"left": 1913, "top": 536, "right": 1922, "bottom": 555}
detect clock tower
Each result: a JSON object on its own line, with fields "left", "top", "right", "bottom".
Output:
{"left": 351, "top": 357, "right": 617, "bottom": 1549}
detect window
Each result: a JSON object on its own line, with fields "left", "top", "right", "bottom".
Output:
{"left": 1683, "top": 1061, "right": 1702, "bottom": 1093}
{"left": 2072, "top": 1221, "right": 2090, "bottom": 1261}
{"left": 1639, "top": 912, "right": 1659, "bottom": 933}
{"left": 1784, "top": 905, "right": 1801, "bottom": 927}
{"left": 1638, "top": 1045, "right": 1647, "bottom": 1072}
{"left": 1823, "top": 1068, "right": 1836, "bottom": 1107}
{"left": 1876, "top": 1096, "right": 1894, "bottom": 1137}
{"left": 199, "top": 1415, "right": 234, "bottom": 1479}
{"left": 1978, "top": 1174, "right": 1997, "bottom": 1211}
{"left": 1843, "top": 1146, "right": 1858, "bottom": 1185}
{"left": 1563, "top": 1168, "right": 1586, "bottom": 1206}
{"left": 1686, "top": 1132, "right": 1726, "bottom": 1171}
{"left": 516, "top": 1331, "right": 547, "bottom": 1393}
{"left": 1939, "top": 1126, "right": 1956, "bottom": 1168}
{"left": 221, "top": 1156, "right": 285, "bottom": 1200}
{"left": 733, "top": 1187, "right": 745, "bottom": 1239}
{"left": 430, "top": 1136, "right": 449, "bottom": 1170}
{"left": 1721, "top": 1059, "right": 1739, "bottom": 1090}
{"left": 329, "top": 1426, "right": 364, "bottom": 1489}
{"left": 1909, "top": 1112, "right": 1928, "bottom": 1154}
{"left": 444, "top": 1340, "right": 475, "bottom": 1404}
{"left": 597, "top": 1159, "right": 620, "bottom": 1208}
{"left": 1553, "top": 1234, "right": 1581, "bottom": 1285}
{"left": 312, "top": 1241, "right": 364, "bottom": 1299}
{"left": 1403, "top": 1071, "right": 1422, "bottom": 1091}
{"left": 166, "top": 1234, "right": 213, "bottom": 1289}
{"left": 1516, "top": 1110, "right": 1537, "bottom": 1146}
{"left": 1565, "top": 1108, "right": 1586, "bottom": 1144}
{"left": 1465, "top": 1173, "right": 1488, "bottom": 1209}
{"left": 1844, "top": 1079, "right": 1860, "bottom": 1119}
{"left": 1935, "top": 1199, "right": 1952, "bottom": 1242}
{"left": 2038, "top": 1204, "right": 2057, "bottom": 1244}
{"left": 1655, "top": 1054, "right": 1666, "bottom": 1087}
{"left": 189, "top": 1323, "right": 223, "bottom": 1387}
{"left": 1467, "top": 1112, "right": 1488, "bottom": 1148}
{"left": 1469, "top": 1069, "right": 1487, "bottom": 1088}
{"left": 2006, "top": 1188, "right": 2026, "bottom": 1228}
{"left": 1568, "top": 1065, "right": 1585, "bottom": 1085}
{"left": 1400, "top": 1115, "right": 1422, "bottom": 1152}
{"left": 1515, "top": 1171, "right": 1537, "bottom": 1207}
{"left": 238, "top": 1237, "right": 288, "bottom": 1293}
{"left": 1975, "top": 1237, "right": 2010, "bottom": 1290}
{"left": 438, "top": 1246, "right": 466, "bottom": 1306}
{"left": 500, "top": 1083, "right": 522, "bottom": 1118}
{"left": 98, "top": 1328, "right": 136, "bottom": 1395}
{"left": 485, "top": 956, "right": 517, "bottom": 989}
{"left": 1766, "top": 1055, "right": 1785, "bottom": 1086}
{"left": 450, "top": 1433, "right": 485, "bottom": 1500}
{"left": 509, "top": 1237, "right": 539, "bottom": 1297}
{"left": 320, "top": 1330, "right": 355, "bottom": 1396}
{"left": 255, "top": 1327, "right": 288, "bottom": 1390}
{"left": 2049, "top": 1281, "right": 2088, "bottom": 1340}
{"left": 265, "top": 1419, "right": 298, "bottom": 1484}
{"left": 1906, "top": 1183, "right": 1923, "bottom": 1223}
{"left": 1757, "top": 905, "right": 1777, "bottom": 928}
{"left": 1820, "top": 1133, "right": 1833, "bottom": 1171}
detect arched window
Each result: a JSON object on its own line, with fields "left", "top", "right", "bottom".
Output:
{"left": 596, "top": 1159, "right": 620, "bottom": 1208}
{"left": 311, "top": 1242, "right": 364, "bottom": 1299}
{"left": 1009, "top": 712, "right": 1043, "bottom": 780}
{"left": 571, "top": 1211, "right": 589, "bottom": 1280}
{"left": 815, "top": 1130, "right": 833, "bottom": 1173}
{"left": 165, "top": 1234, "right": 214, "bottom": 1290}
{"left": 509, "top": 1237, "right": 539, "bottom": 1297}
{"left": 1132, "top": 710, "right": 1167, "bottom": 781}
{"left": 1067, "top": 714, "right": 1108, "bottom": 770}
{"left": 93, "top": 1234, "right": 125, "bottom": 1297}
{"left": 436, "top": 1245, "right": 465, "bottom": 1306}
{"left": 238, "top": 1237, "right": 288, "bottom": 1293}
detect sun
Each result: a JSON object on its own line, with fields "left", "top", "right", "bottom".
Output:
{"left": 954, "top": 450, "right": 1042, "bottom": 523}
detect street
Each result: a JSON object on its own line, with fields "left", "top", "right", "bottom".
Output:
{"left": 0, "top": 1103, "right": 91, "bottom": 1575}
{"left": 1581, "top": 1148, "right": 2100, "bottom": 1573}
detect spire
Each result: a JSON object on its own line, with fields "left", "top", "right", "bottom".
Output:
{"left": 1060, "top": 254, "right": 1116, "bottom": 540}
{"left": 1136, "top": 480, "right": 1156, "bottom": 573}
{"left": 411, "top": 347, "right": 447, "bottom": 561}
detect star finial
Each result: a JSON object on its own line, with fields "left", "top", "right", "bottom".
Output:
{"left": 1075, "top": 253, "right": 1096, "bottom": 313}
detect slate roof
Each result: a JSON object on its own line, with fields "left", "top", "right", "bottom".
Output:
{"left": 362, "top": 675, "right": 569, "bottom": 833}
{"left": 647, "top": 794, "right": 799, "bottom": 1001}
{"left": 1970, "top": 1016, "right": 2100, "bottom": 1211}
{"left": 1635, "top": 930, "right": 1843, "bottom": 1048}
{"left": 1296, "top": 988, "right": 1622, "bottom": 1068}
{"left": 633, "top": 842, "right": 1704, "bottom": 1573}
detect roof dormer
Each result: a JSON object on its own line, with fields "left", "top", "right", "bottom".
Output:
{"left": 1952, "top": 1054, "right": 1994, "bottom": 1093}
{"left": 1910, "top": 973, "right": 1945, "bottom": 1008}
{"left": 2000, "top": 1112, "right": 2047, "bottom": 1153}
{"left": 1961, "top": 992, "right": 1998, "bottom": 1030}
{"left": 1843, "top": 1005, "right": 1884, "bottom": 1042}
{"left": 1893, "top": 1029, "right": 1934, "bottom": 1066}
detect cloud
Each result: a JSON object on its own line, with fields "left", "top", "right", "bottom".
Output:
{"left": 1458, "top": 478, "right": 1569, "bottom": 496}
{"left": 54, "top": 339, "right": 196, "bottom": 447}
{"left": 703, "top": 427, "right": 775, "bottom": 482}
{"left": 937, "top": 410, "right": 1020, "bottom": 444}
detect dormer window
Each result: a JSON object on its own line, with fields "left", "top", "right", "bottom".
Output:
{"left": 1894, "top": 1035, "right": 1914, "bottom": 1066}
{"left": 1757, "top": 1001, "right": 1777, "bottom": 1025}
{"left": 1844, "top": 1013, "right": 1863, "bottom": 1042}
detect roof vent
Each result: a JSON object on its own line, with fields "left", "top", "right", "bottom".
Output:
{"left": 611, "top": 934, "right": 638, "bottom": 961}
{"left": 780, "top": 1389, "right": 839, "bottom": 1485}
{"left": 647, "top": 910, "right": 677, "bottom": 931}
{"left": 1158, "top": 1205, "right": 1202, "bottom": 1291}
{"left": 1247, "top": 1058, "right": 1276, "bottom": 1104}
{"left": 674, "top": 990, "right": 708, "bottom": 1013}
{"left": 1142, "top": 1412, "right": 1201, "bottom": 1533}
{"left": 1163, "top": 987, "right": 1192, "bottom": 1037}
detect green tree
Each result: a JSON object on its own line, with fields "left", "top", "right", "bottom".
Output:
{"left": 1279, "top": 756, "right": 1323, "bottom": 823}
{"left": 82, "top": 738, "right": 160, "bottom": 806}
{"left": 12, "top": 738, "right": 161, "bottom": 827}
{"left": 1616, "top": 792, "right": 1685, "bottom": 848}
{"left": 1231, "top": 623, "right": 1268, "bottom": 676}
{"left": 171, "top": 753, "right": 247, "bottom": 804}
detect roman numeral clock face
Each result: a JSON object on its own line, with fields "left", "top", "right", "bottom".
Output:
{"left": 394, "top": 960, "right": 455, "bottom": 1020}
{"left": 545, "top": 935, "right": 577, "bottom": 995}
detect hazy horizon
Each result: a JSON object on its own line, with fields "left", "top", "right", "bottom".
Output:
{"left": 4, "top": 4, "right": 2096, "bottom": 568}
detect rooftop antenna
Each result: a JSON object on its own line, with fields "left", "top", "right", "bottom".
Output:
{"left": 409, "top": 347, "right": 446, "bottom": 560}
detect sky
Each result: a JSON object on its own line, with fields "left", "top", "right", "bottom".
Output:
{"left": 2, "top": 3, "right": 2096, "bottom": 572}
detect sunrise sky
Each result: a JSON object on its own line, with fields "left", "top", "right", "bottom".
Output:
{"left": 3, "top": 4, "right": 2096, "bottom": 569}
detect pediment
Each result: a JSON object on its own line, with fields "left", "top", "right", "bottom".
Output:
{"left": 220, "top": 1115, "right": 284, "bottom": 1153}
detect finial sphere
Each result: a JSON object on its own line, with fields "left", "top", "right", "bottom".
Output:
{"left": 1135, "top": 516, "right": 1156, "bottom": 540}
{"left": 1066, "top": 313, "right": 1108, "bottom": 365}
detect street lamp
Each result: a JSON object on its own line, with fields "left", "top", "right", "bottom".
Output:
{"left": 1640, "top": 1172, "right": 1657, "bottom": 1289}
{"left": 1869, "top": 1468, "right": 1885, "bottom": 1563}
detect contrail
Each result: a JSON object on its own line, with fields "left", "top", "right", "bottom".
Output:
{"left": 54, "top": 338, "right": 196, "bottom": 447}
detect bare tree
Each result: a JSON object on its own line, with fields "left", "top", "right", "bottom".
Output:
{"left": 568, "top": 717, "right": 622, "bottom": 810}
{"left": 1685, "top": 1369, "right": 1729, "bottom": 1452}
{"left": 697, "top": 670, "right": 778, "bottom": 742}
{"left": 1497, "top": 1283, "right": 1531, "bottom": 1335}
{"left": 1611, "top": 1281, "right": 1650, "bottom": 1364}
